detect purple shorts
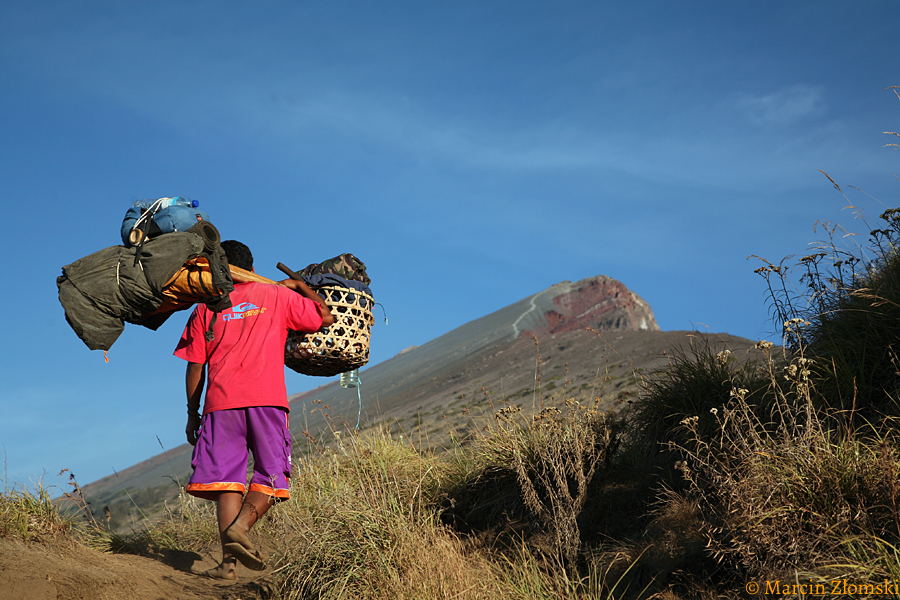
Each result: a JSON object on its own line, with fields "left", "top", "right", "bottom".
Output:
{"left": 186, "top": 406, "right": 292, "bottom": 501}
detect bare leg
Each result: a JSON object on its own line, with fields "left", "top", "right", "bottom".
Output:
{"left": 222, "top": 491, "right": 274, "bottom": 570}
{"left": 231, "top": 490, "right": 274, "bottom": 534}
{"left": 202, "top": 491, "right": 243, "bottom": 580}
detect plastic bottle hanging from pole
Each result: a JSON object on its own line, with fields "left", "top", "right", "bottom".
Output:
{"left": 340, "top": 368, "right": 359, "bottom": 388}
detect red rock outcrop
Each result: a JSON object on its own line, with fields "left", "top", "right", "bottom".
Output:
{"left": 518, "top": 275, "right": 658, "bottom": 338}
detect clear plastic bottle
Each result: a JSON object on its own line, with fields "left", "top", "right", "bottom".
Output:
{"left": 132, "top": 196, "right": 200, "bottom": 210}
{"left": 340, "top": 368, "right": 360, "bottom": 388}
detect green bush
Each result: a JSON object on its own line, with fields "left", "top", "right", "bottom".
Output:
{"left": 632, "top": 335, "right": 772, "bottom": 452}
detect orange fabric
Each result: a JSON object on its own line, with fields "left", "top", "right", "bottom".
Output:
{"left": 249, "top": 483, "right": 290, "bottom": 500}
{"left": 186, "top": 481, "right": 246, "bottom": 500}
{"left": 162, "top": 257, "right": 220, "bottom": 307}
{"left": 186, "top": 482, "right": 290, "bottom": 500}
{"left": 140, "top": 258, "right": 225, "bottom": 320}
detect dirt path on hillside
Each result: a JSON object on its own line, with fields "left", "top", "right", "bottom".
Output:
{"left": 0, "top": 537, "right": 274, "bottom": 600}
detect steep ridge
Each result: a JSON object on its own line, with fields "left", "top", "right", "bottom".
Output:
{"left": 81, "top": 275, "right": 744, "bottom": 522}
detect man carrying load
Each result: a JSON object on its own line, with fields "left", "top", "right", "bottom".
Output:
{"left": 174, "top": 240, "right": 333, "bottom": 580}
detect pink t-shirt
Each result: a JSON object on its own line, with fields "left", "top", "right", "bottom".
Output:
{"left": 174, "top": 282, "right": 324, "bottom": 414}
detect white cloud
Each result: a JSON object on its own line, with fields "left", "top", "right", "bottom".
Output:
{"left": 733, "top": 85, "right": 827, "bottom": 126}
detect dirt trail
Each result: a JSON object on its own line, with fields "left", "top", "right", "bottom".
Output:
{"left": 0, "top": 537, "right": 273, "bottom": 600}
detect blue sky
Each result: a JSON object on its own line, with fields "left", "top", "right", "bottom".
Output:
{"left": 1, "top": 1, "right": 898, "bottom": 488}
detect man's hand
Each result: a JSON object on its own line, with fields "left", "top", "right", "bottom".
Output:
{"left": 186, "top": 413, "right": 202, "bottom": 446}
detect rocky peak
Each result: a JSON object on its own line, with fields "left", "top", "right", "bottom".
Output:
{"left": 514, "top": 275, "right": 658, "bottom": 338}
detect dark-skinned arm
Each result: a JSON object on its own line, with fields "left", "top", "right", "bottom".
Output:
{"left": 185, "top": 362, "right": 206, "bottom": 446}
{"left": 277, "top": 278, "right": 335, "bottom": 328}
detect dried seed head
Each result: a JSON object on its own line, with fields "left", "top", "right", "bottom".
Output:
{"left": 730, "top": 388, "right": 749, "bottom": 400}
{"left": 784, "top": 318, "right": 811, "bottom": 329}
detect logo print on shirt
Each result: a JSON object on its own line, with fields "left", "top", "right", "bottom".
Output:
{"left": 222, "top": 302, "right": 267, "bottom": 321}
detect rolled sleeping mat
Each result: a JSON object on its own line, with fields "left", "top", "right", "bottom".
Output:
{"left": 187, "top": 220, "right": 221, "bottom": 254}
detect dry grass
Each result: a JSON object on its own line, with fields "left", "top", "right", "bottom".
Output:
{"left": 99, "top": 489, "right": 219, "bottom": 556}
{"left": 263, "top": 428, "right": 484, "bottom": 599}
{"left": 665, "top": 332, "right": 900, "bottom": 590}
{"left": 15, "top": 338, "right": 900, "bottom": 599}
{"left": 0, "top": 478, "right": 71, "bottom": 540}
{"left": 479, "top": 399, "right": 619, "bottom": 567}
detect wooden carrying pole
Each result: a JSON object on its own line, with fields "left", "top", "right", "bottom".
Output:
{"left": 229, "top": 265, "right": 283, "bottom": 286}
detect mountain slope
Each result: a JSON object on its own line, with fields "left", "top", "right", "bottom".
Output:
{"left": 82, "top": 275, "right": 751, "bottom": 521}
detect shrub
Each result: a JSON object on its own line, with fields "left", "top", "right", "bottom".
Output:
{"left": 265, "top": 428, "right": 514, "bottom": 600}
{"left": 755, "top": 201, "right": 900, "bottom": 421}
{"left": 632, "top": 335, "right": 772, "bottom": 453}
{"left": 440, "top": 396, "right": 623, "bottom": 576}
{"left": 674, "top": 341, "right": 900, "bottom": 582}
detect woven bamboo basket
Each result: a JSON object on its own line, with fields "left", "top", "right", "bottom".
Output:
{"left": 284, "top": 285, "right": 375, "bottom": 377}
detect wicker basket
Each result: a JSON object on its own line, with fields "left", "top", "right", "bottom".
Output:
{"left": 284, "top": 285, "right": 375, "bottom": 377}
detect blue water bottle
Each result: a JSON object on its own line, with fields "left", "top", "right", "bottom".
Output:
{"left": 132, "top": 196, "right": 200, "bottom": 210}
{"left": 173, "top": 196, "right": 200, "bottom": 208}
